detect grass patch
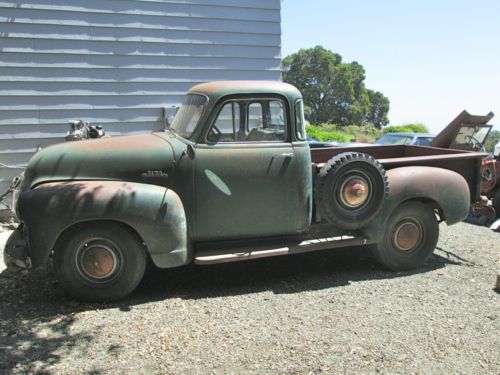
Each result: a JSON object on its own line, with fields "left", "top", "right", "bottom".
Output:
{"left": 306, "top": 124, "right": 382, "bottom": 143}
{"left": 382, "top": 124, "right": 429, "bottom": 134}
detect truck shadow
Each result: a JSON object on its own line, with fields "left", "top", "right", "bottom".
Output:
{"left": 0, "top": 245, "right": 468, "bottom": 373}
{"left": 0, "top": 267, "right": 94, "bottom": 373}
{"left": 131, "top": 245, "right": 466, "bottom": 304}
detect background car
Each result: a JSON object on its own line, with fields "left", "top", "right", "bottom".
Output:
{"left": 307, "top": 137, "right": 339, "bottom": 148}
{"left": 374, "top": 133, "right": 435, "bottom": 146}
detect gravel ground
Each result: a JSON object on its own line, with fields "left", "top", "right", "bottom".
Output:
{"left": 0, "top": 221, "right": 499, "bottom": 374}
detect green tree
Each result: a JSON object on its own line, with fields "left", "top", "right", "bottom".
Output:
{"left": 484, "top": 130, "right": 500, "bottom": 154}
{"left": 282, "top": 46, "right": 390, "bottom": 128}
{"left": 365, "top": 89, "right": 390, "bottom": 128}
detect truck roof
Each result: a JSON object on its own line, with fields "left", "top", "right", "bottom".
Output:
{"left": 189, "top": 80, "right": 302, "bottom": 101}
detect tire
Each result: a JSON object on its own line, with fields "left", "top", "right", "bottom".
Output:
{"left": 54, "top": 222, "right": 147, "bottom": 301}
{"left": 371, "top": 202, "right": 439, "bottom": 271}
{"left": 493, "top": 189, "right": 500, "bottom": 219}
{"left": 315, "top": 152, "right": 389, "bottom": 229}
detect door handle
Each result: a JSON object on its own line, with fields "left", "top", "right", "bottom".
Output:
{"left": 276, "top": 152, "right": 294, "bottom": 158}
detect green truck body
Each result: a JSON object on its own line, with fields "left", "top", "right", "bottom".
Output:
{"left": 4, "top": 81, "right": 486, "bottom": 301}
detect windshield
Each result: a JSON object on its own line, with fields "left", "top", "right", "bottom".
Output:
{"left": 170, "top": 94, "right": 208, "bottom": 139}
{"left": 375, "top": 134, "right": 414, "bottom": 145}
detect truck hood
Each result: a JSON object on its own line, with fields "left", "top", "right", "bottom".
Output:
{"left": 23, "top": 133, "right": 177, "bottom": 189}
{"left": 431, "top": 110, "right": 494, "bottom": 150}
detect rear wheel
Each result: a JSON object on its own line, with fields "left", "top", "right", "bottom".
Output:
{"left": 54, "top": 222, "right": 147, "bottom": 301}
{"left": 371, "top": 202, "right": 439, "bottom": 271}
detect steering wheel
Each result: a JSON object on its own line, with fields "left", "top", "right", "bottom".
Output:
{"left": 464, "top": 135, "right": 485, "bottom": 152}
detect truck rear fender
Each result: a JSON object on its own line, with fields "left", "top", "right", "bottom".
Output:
{"left": 363, "top": 166, "right": 470, "bottom": 243}
{"left": 17, "top": 181, "right": 189, "bottom": 269}
{"left": 384, "top": 166, "right": 470, "bottom": 225}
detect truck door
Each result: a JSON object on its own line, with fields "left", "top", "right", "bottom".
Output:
{"left": 193, "top": 97, "right": 299, "bottom": 241}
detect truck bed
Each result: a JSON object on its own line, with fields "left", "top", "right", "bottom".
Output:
{"left": 311, "top": 144, "right": 488, "bottom": 203}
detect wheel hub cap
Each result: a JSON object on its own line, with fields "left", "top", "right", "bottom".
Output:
{"left": 81, "top": 244, "right": 117, "bottom": 279}
{"left": 340, "top": 177, "right": 370, "bottom": 208}
{"left": 394, "top": 222, "right": 421, "bottom": 251}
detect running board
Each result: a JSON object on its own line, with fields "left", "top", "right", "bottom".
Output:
{"left": 194, "top": 236, "right": 371, "bottom": 265}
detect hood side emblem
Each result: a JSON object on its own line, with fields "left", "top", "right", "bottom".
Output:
{"left": 141, "top": 170, "right": 169, "bottom": 178}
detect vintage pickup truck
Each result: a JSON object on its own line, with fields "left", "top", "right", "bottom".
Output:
{"left": 4, "top": 81, "right": 486, "bottom": 301}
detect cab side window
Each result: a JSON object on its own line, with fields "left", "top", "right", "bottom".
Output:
{"left": 207, "top": 102, "right": 240, "bottom": 142}
{"left": 208, "top": 99, "right": 287, "bottom": 143}
{"left": 245, "top": 100, "right": 286, "bottom": 142}
{"left": 248, "top": 103, "right": 264, "bottom": 131}
{"left": 269, "top": 101, "right": 285, "bottom": 128}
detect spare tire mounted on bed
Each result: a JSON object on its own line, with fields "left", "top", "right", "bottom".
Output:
{"left": 315, "top": 152, "right": 389, "bottom": 229}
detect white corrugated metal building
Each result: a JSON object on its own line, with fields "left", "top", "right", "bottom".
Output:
{"left": 0, "top": 0, "right": 282, "bottom": 194}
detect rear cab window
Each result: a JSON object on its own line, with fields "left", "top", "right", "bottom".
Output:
{"left": 295, "top": 99, "right": 306, "bottom": 141}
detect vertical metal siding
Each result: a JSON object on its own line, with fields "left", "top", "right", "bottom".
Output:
{"left": 0, "top": 0, "right": 282, "bottom": 193}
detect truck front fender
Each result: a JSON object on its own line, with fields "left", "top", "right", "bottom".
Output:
{"left": 18, "top": 181, "right": 189, "bottom": 269}
{"left": 385, "top": 166, "right": 470, "bottom": 225}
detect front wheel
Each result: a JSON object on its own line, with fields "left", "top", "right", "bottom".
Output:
{"left": 54, "top": 222, "right": 147, "bottom": 301}
{"left": 371, "top": 202, "right": 439, "bottom": 271}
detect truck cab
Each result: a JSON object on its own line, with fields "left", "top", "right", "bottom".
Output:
{"left": 166, "top": 81, "right": 312, "bottom": 240}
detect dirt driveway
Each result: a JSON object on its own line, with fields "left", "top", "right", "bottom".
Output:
{"left": 0, "top": 222, "right": 499, "bottom": 374}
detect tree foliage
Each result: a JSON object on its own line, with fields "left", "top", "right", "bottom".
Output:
{"left": 306, "top": 123, "right": 382, "bottom": 143}
{"left": 283, "top": 46, "right": 390, "bottom": 128}
{"left": 484, "top": 130, "right": 500, "bottom": 154}
{"left": 305, "top": 125, "right": 353, "bottom": 143}
{"left": 382, "top": 124, "right": 429, "bottom": 134}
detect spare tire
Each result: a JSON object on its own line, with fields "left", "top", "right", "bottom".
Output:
{"left": 315, "top": 152, "right": 389, "bottom": 229}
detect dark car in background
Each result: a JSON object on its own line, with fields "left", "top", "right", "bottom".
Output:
{"left": 375, "top": 133, "right": 435, "bottom": 146}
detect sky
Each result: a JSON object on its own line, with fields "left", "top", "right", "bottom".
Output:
{"left": 281, "top": 0, "right": 500, "bottom": 132}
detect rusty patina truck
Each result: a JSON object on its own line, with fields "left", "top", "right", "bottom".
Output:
{"left": 4, "top": 81, "right": 486, "bottom": 301}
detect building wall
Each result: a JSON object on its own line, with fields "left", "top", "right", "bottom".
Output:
{"left": 0, "top": 0, "right": 282, "bottom": 193}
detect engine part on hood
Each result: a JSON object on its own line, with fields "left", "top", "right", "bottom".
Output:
{"left": 66, "top": 120, "right": 105, "bottom": 141}
{"left": 0, "top": 174, "right": 23, "bottom": 212}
